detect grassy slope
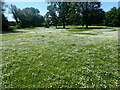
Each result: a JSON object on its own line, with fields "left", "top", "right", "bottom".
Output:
{"left": 1, "top": 27, "right": 118, "bottom": 88}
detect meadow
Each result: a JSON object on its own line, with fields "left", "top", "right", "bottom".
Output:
{"left": 1, "top": 26, "right": 119, "bottom": 88}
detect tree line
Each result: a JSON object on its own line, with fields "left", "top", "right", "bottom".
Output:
{"left": 1, "top": 1, "right": 120, "bottom": 31}
{"left": 45, "top": 2, "right": 105, "bottom": 28}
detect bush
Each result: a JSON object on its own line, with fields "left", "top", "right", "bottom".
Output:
{"left": 8, "top": 26, "right": 16, "bottom": 31}
{"left": 15, "top": 24, "right": 22, "bottom": 29}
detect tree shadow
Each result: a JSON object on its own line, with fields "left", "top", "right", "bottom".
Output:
{"left": 56, "top": 26, "right": 112, "bottom": 29}
{"left": 56, "top": 27, "right": 70, "bottom": 29}
{"left": 85, "top": 27, "right": 112, "bottom": 29}
{"left": 1, "top": 30, "right": 27, "bottom": 34}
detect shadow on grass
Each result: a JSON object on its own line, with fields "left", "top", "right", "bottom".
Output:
{"left": 67, "top": 28, "right": 92, "bottom": 32}
{"left": 57, "top": 26, "right": 113, "bottom": 33}
{"left": 1, "top": 27, "right": 36, "bottom": 34}
{"left": 1, "top": 30, "right": 27, "bottom": 34}
{"left": 85, "top": 27, "right": 112, "bottom": 29}
{"left": 74, "top": 32, "right": 97, "bottom": 35}
{"left": 56, "top": 27, "right": 70, "bottom": 29}
{"left": 56, "top": 26, "right": 112, "bottom": 29}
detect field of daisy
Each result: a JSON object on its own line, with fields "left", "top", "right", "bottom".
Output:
{"left": 1, "top": 26, "right": 119, "bottom": 88}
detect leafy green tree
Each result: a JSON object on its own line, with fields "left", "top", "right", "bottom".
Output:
{"left": 19, "top": 7, "right": 44, "bottom": 28}
{"left": 44, "top": 12, "right": 50, "bottom": 28}
{"left": 47, "top": 1, "right": 105, "bottom": 28}
{"left": 58, "top": 2, "right": 71, "bottom": 28}
{"left": 48, "top": 2, "right": 71, "bottom": 28}
{"left": 78, "top": 2, "right": 105, "bottom": 28}
{"left": 105, "top": 7, "right": 119, "bottom": 27}
{"left": 9, "top": 5, "right": 20, "bottom": 24}
{"left": 2, "top": 14, "right": 9, "bottom": 30}
{"left": 47, "top": 4, "right": 58, "bottom": 28}
{"left": 10, "top": 6, "right": 44, "bottom": 28}
{"left": 68, "top": 2, "right": 82, "bottom": 25}
{"left": 117, "top": 7, "right": 120, "bottom": 26}
{"left": 1, "top": 0, "right": 9, "bottom": 31}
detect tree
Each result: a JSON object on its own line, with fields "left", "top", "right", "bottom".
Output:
{"left": 9, "top": 6, "right": 44, "bottom": 28}
{"left": 2, "top": 14, "right": 9, "bottom": 30}
{"left": 1, "top": 0, "right": 9, "bottom": 31}
{"left": 19, "top": 7, "right": 44, "bottom": 28}
{"left": 48, "top": 1, "right": 71, "bottom": 28}
{"left": 117, "top": 7, "right": 120, "bottom": 26}
{"left": 47, "top": 1, "right": 105, "bottom": 28}
{"left": 68, "top": 2, "right": 82, "bottom": 25}
{"left": 105, "top": 7, "right": 119, "bottom": 27}
{"left": 9, "top": 5, "right": 20, "bottom": 24}
{"left": 78, "top": 2, "right": 105, "bottom": 28}
{"left": 47, "top": 4, "right": 58, "bottom": 28}
{"left": 57, "top": 2, "right": 71, "bottom": 28}
{"left": 44, "top": 12, "right": 50, "bottom": 28}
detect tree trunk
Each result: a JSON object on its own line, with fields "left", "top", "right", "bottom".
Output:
{"left": 63, "top": 22, "right": 65, "bottom": 28}
{"left": 63, "top": 24, "right": 65, "bottom": 28}
{"left": 86, "top": 24, "right": 88, "bottom": 28}
{"left": 85, "top": 2, "right": 88, "bottom": 29}
{"left": 56, "top": 25, "right": 57, "bottom": 29}
{"left": 11, "top": 11, "right": 19, "bottom": 24}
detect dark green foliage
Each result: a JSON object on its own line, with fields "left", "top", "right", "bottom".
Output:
{"left": 1, "top": 1, "right": 10, "bottom": 31}
{"left": 105, "top": 7, "right": 120, "bottom": 27}
{"left": 68, "top": 2, "right": 82, "bottom": 25}
{"left": 68, "top": 2, "right": 105, "bottom": 26}
{"left": 19, "top": 7, "right": 44, "bottom": 28}
{"left": 117, "top": 7, "right": 120, "bottom": 26}
{"left": 48, "top": 2, "right": 71, "bottom": 28}
{"left": 58, "top": 2, "right": 71, "bottom": 28}
{"left": 9, "top": 5, "right": 20, "bottom": 24}
{"left": 47, "top": 2, "right": 105, "bottom": 28}
{"left": 10, "top": 5, "right": 44, "bottom": 28}
{"left": 79, "top": 2, "right": 105, "bottom": 28}
{"left": 46, "top": 5, "right": 58, "bottom": 28}
{"left": 2, "top": 14, "right": 9, "bottom": 31}
{"left": 44, "top": 12, "right": 50, "bottom": 27}
{"left": 9, "top": 21, "right": 16, "bottom": 26}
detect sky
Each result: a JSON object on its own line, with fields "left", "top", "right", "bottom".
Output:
{"left": 4, "top": 1, "right": 119, "bottom": 21}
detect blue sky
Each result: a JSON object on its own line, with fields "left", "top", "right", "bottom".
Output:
{"left": 4, "top": 2, "right": 119, "bottom": 21}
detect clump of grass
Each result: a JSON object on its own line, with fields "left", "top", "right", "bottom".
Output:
{"left": 41, "top": 35, "right": 45, "bottom": 37}
{"left": 111, "top": 29, "right": 118, "bottom": 31}
{"left": 70, "top": 43, "right": 77, "bottom": 46}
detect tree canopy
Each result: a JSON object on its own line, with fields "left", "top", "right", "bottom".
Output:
{"left": 1, "top": 1, "right": 120, "bottom": 31}
{"left": 1, "top": 0, "right": 9, "bottom": 31}
{"left": 79, "top": 2, "right": 105, "bottom": 27}
{"left": 46, "top": 4, "right": 58, "bottom": 28}
{"left": 105, "top": 7, "right": 120, "bottom": 27}
{"left": 45, "top": 2, "right": 105, "bottom": 28}
{"left": 10, "top": 5, "right": 44, "bottom": 28}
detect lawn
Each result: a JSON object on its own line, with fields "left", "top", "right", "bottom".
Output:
{"left": 1, "top": 27, "right": 119, "bottom": 88}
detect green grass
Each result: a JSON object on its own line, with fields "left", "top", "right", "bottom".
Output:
{"left": 67, "top": 29, "right": 92, "bottom": 32}
{"left": 1, "top": 27, "right": 118, "bottom": 88}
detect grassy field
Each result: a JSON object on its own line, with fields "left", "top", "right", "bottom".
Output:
{"left": 1, "top": 26, "right": 118, "bottom": 88}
